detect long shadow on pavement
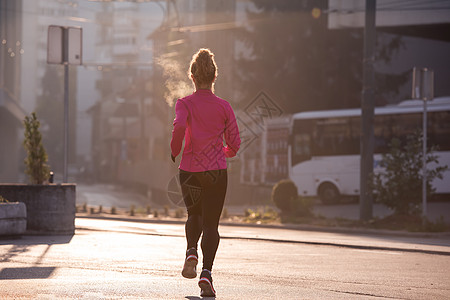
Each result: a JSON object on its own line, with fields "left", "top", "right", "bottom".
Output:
{"left": 0, "top": 234, "right": 73, "bottom": 280}
{"left": 0, "top": 266, "right": 56, "bottom": 280}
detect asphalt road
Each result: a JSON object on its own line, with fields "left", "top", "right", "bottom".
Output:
{"left": 1, "top": 218, "right": 449, "bottom": 299}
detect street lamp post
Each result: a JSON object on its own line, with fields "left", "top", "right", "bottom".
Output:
{"left": 412, "top": 67, "right": 434, "bottom": 221}
{"left": 47, "top": 25, "right": 82, "bottom": 182}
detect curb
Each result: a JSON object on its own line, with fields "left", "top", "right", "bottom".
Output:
{"left": 222, "top": 221, "right": 450, "bottom": 239}
{"left": 76, "top": 214, "right": 450, "bottom": 238}
{"left": 219, "top": 235, "right": 450, "bottom": 257}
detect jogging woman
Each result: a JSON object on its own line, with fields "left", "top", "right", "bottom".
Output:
{"left": 170, "top": 48, "right": 240, "bottom": 297}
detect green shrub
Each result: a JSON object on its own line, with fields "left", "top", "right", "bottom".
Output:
{"left": 423, "top": 216, "right": 448, "bottom": 232}
{"left": 371, "top": 131, "right": 448, "bottom": 216}
{"left": 272, "top": 179, "right": 298, "bottom": 213}
{"left": 244, "top": 208, "right": 252, "bottom": 217}
{"left": 23, "top": 112, "right": 50, "bottom": 184}
{"left": 293, "top": 196, "right": 313, "bottom": 217}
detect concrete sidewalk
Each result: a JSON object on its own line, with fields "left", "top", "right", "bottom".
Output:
{"left": 76, "top": 217, "right": 450, "bottom": 256}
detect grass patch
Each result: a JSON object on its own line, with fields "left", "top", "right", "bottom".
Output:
{"left": 279, "top": 214, "right": 450, "bottom": 233}
{"left": 367, "top": 214, "right": 450, "bottom": 232}
{"left": 244, "top": 207, "right": 279, "bottom": 224}
{"left": 252, "top": 209, "right": 450, "bottom": 233}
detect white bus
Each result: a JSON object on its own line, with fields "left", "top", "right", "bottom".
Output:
{"left": 262, "top": 97, "right": 450, "bottom": 204}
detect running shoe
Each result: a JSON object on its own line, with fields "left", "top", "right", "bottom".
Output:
{"left": 182, "top": 248, "right": 198, "bottom": 279}
{"left": 198, "top": 269, "right": 216, "bottom": 297}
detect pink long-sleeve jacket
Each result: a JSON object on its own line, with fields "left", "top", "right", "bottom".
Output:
{"left": 170, "top": 89, "right": 241, "bottom": 172}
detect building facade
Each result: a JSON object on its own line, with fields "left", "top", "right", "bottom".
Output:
{"left": 0, "top": 0, "right": 26, "bottom": 182}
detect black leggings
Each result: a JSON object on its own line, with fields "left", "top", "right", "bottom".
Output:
{"left": 179, "top": 169, "right": 227, "bottom": 271}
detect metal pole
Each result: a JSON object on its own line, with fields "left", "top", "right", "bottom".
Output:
{"left": 412, "top": 67, "right": 433, "bottom": 221}
{"left": 422, "top": 97, "right": 427, "bottom": 220}
{"left": 63, "top": 63, "right": 69, "bottom": 183}
{"left": 360, "top": 0, "right": 376, "bottom": 221}
{"left": 63, "top": 28, "right": 69, "bottom": 183}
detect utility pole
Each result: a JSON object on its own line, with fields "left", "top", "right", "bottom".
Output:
{"left": 360, "top": 0, "right": 376, "bottom": 221}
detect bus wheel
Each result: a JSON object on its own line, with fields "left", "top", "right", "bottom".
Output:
{"left": 318, "top": 182, "right": 340, "bottom": 204}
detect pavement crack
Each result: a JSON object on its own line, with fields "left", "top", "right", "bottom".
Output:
{"left": 327, "top": 289, "right": 403, "bottom": 299}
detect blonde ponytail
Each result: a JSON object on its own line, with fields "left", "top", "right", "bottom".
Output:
{"left": 189, "top": 48, "right": 217, "bottom": 88}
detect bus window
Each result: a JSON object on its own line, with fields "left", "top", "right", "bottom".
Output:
{"left": 374, "top": 113, "right": 422, "bottom": 153}
{"left": 349, "top": 116, "right": 360, "bottom": 154}
{"left": 293, "top": 134, "right": 311, "bottom": 160}
{"left": 430, "top": 111, "right": 450, "bottom": 151}
{"left": 374, "top": 115, "right": 394, "bottom": 153}
{"left": 392, "top": 113, "right": 421, "bottom": 142}
{"left": 292, "top": 119, "right": 313, "bottom": 165}
{"left": 312, "top": 117, "right": 358, "bottom": 156}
